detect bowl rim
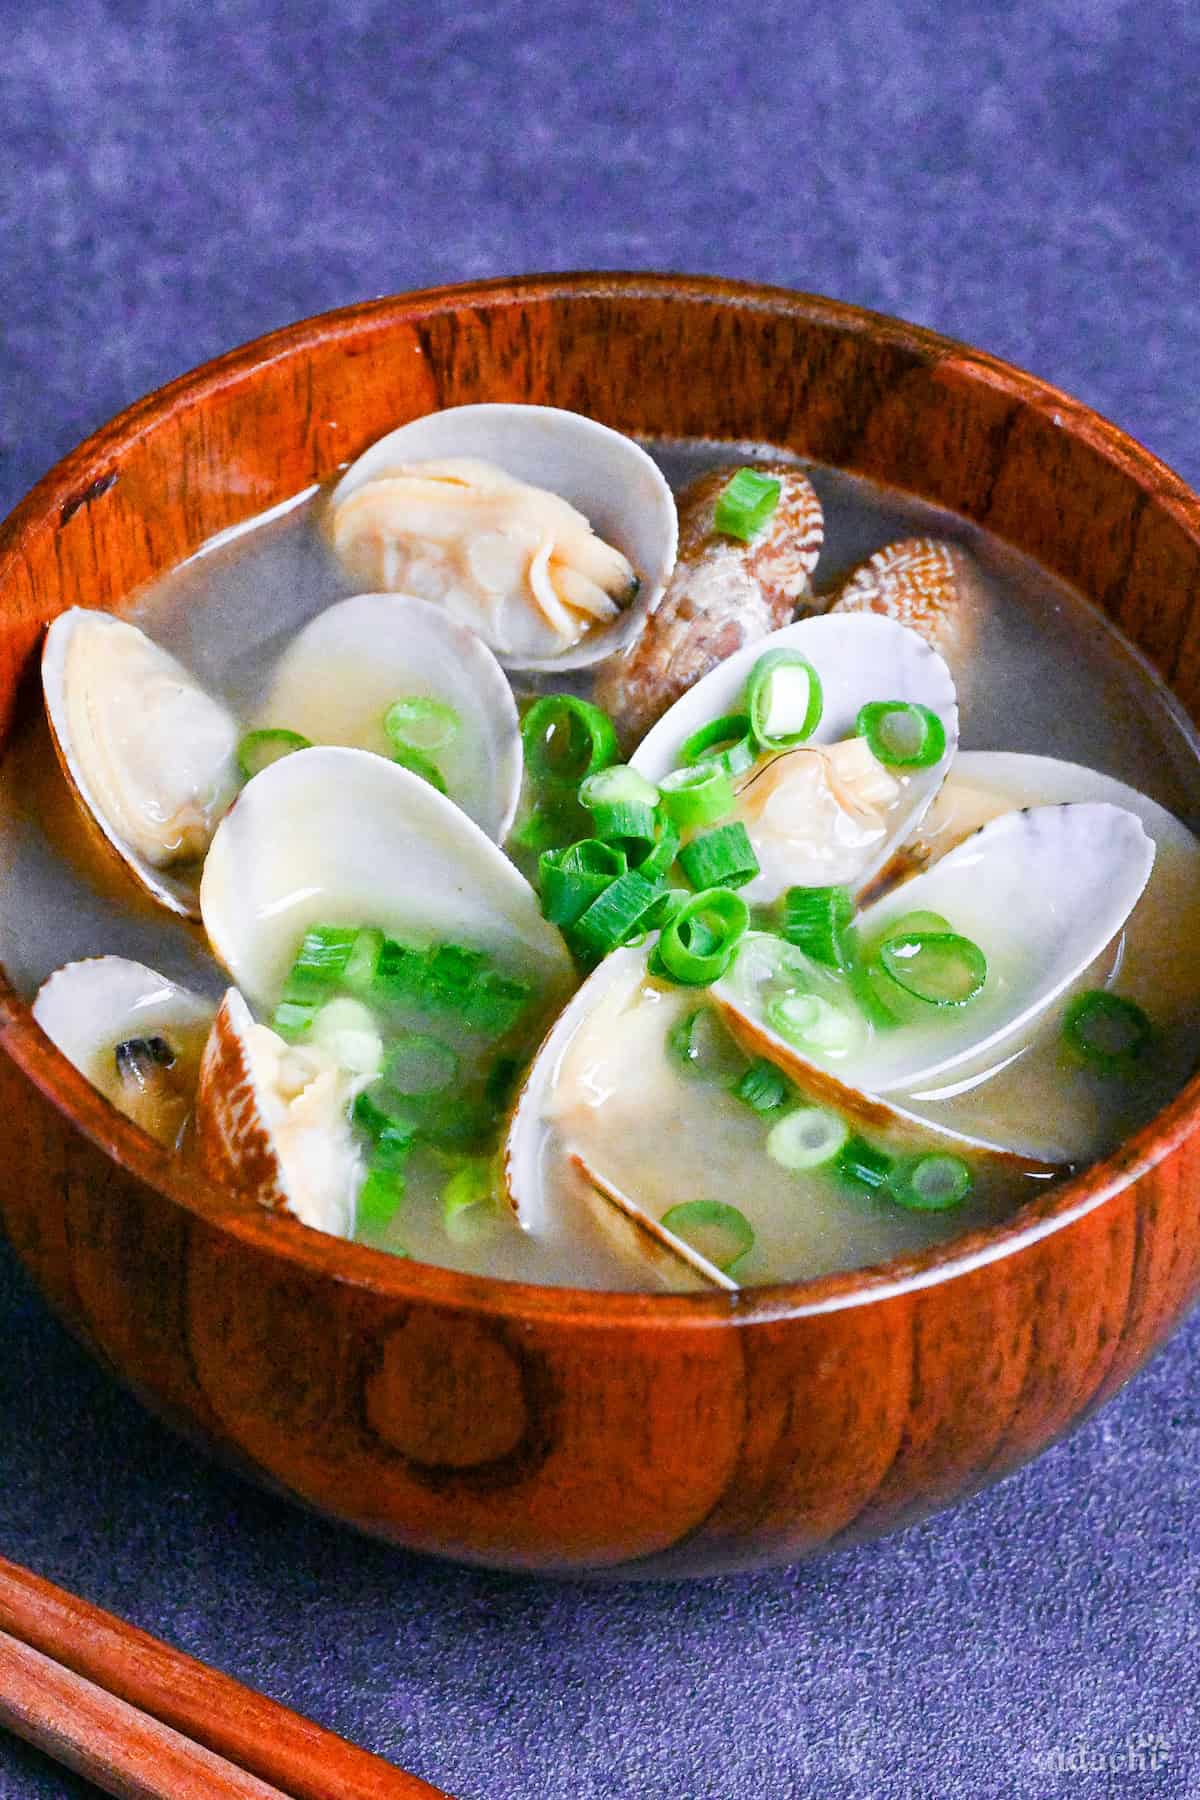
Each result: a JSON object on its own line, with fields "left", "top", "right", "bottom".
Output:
{"left": 3, "top": 267, "right": 1200, "bottom": 1328}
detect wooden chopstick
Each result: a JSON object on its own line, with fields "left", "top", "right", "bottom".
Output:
{"left": 0, "top": 1556, "right": 453, "bottom": 1800}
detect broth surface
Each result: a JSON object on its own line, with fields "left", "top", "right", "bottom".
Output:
{"left": 3, "top": 441, "right": 1199, "bottom": 1289}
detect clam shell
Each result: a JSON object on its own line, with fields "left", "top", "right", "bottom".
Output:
{"left": 826, "top": 537, "right": 979, "bottom": 669}
{"left": 42, "top": 609, "right": 240, "bottom": 919}
{"left": 200, "top": 744, "right": 574, "bottom": 1010}
{"left": 631, "top": 612, "right": 958, "bottom": 902}
{"left": 195, "top": 987, "right": 361, "bottom": 1238}
{"left": 253, "top": 592, "right": 522, "bottom": 841}
{"left": 502, "top": 945, "right": 736, "bottom": 1289}
{"left": 32, "top": 955, "right": 215, "bottom": 1146}
{"left": 328, "top": 405, "right": 678, "bottom": 671}
{"left": 714, "top": 801, "right": 1155, "bottom": 1160}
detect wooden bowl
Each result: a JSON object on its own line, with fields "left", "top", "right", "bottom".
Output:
{"left": 2, "top": 274, "right": 1199, "bottom": 1579}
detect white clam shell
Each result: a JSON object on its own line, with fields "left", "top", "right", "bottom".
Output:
{"left": 254, "top": 592, "right": 522, "bottom": 841}
{"left": 329, "top": 404, "right": 679, "bottom": 672}
{"left": 200, "top": 744, "right": 573, "bottom": 1010}
{"left": 195, "top": 987, "right": 362, "bottom": 1239}
{"left": 42, "top": 609, "right": 240, "bottom": 919}
{"left": 32, "top": 955, "right": 215, "bottom": 1146}
{"left": 715, "top": 801, "right": 1155, "bottom": 1160}
{"left": 631, "top": 613, "right": 959, "bottom": 902}
{"left": 502, "top": 944, "right": 735, "bottom": 1289}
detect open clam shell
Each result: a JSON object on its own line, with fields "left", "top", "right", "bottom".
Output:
{"left": 502, "top": 945, "right": 736, "bottom": 1290}
{"left": 200, "top": 745, "right": 573, "bottom": 1010}
{"left": 714, "top": 801, "right": 1155, "bottom": 1161}
{"left": 328, "top": 404, "right": 679, "bottom": 672}
{"left": 195, "top": 987, "right": 363, "bottom": 1238}
{"left": 631, "top": 612, "right": 958, "bottom": 902}
{"left": 42, "top": 609, "right": 240, "bottom": 919}
{"left": 253, "top": 592, "right": 522, "bottom": 841}
{"left": 32, "top": 955, "right": 215, "bottom": 1147}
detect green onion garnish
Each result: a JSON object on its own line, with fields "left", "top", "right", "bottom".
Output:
{"left": 271, "top": 998, "right": 319, "bottom": 1041}
{"left": 666, "top": 1006, "right": 747, "bottom": 1086}
{"left": 521, "top": 694, "right": 619, "bottom": 786}
{"left": 390, "top": 743, "right": 448, "bottom": 793}
{"left": 283, "top": 924, "right": 357, "bottom": 991}
{"left": 384, "top": 696, "right": 460, "bottom": 754}
{"left": 645, "top": 886, "right": 691, "bottom": 930}
{"left": 1061, "top": 990, "right": 1154, "bottom": 1073}
{"left": 678, "top": 712, "right": 758, "bottom": 777}
{"left": 659, "top": 760, "right": 735, "bottom": 829}
{"left": 509, "top": 801, "right": 587, "bottom": 859}
{"left": 887, "top": 1153, "right": 972, "bottom": 1211}
{"left": 780, "top": 886, "right": 853, "bottom": 969}
{"left": 356, "top": 1163, "right": 407, "bottom": 1231}
{"left": 384, "top": 1033, "right": 459, "bottom": 1095}
{"left": 735, "top": 1058, "right": 791, "bottom": 1113}
{"left": 579, "top": 764, "right": 660, "bottom": 811}
{"left": 713, "top": 468, "right": 782, "bottom": 543}
{"left": 764, "top": 989, "right": 863, "bottom": 1056}
{"left": 539, "top": 839, "right": 628, "bottom": 926}
{"left": 836, "top": 1135, "right": 893, "bottom": 1190}
{"left": 236, "top": 728, "right": 312, "bottom": 781}
{"left": 677, "top": 821, "right": 759, "bottom": 891}
{"left": 766, "top": 1105, "right": 850, "bottom": 1171}
{"left": 352, "top": 1090, "right": 418, "bottom": 1168}
{"left": 462, "top": 970, "right": 531, "bottom": 1037}
{"left": 660, "top": 1199, "right": 755, "bottom": 1272}
{"left": 568, "top": 870, "right": 662, "bottom": 962}
{"left": 441, "top": 1155, "right": 495, "bottom": 1225}
{"left": 652, "top": 887, "right": 749, "bottom": 986}
{"left": 857, "top": 701, "right": 947, "bottom": 769}
{"left": 341, "top": 928, "right": 385, "bottom": 994}
{"left": 626, "top": 817, "right": 681, "bottom": 883}
{"left": 746, "top": 651, "right": 824, "bottom": 750}
{"left": 876, "top": 930, "right": 987, "bottom": 1007}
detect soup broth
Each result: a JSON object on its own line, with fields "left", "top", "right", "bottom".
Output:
{"left": 4, "top": 440, "right": 1199, "bottom": 1290}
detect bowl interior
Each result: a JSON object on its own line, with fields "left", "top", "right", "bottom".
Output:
{"left": 3, "top": 271, "right": 1200, "bottom": 1322}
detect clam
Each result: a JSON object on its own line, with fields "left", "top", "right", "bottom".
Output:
{"left": 194, "top": 746, "right": 573, "bottom": 1239}
{"left": 327, "top": 405, "right": 678, "bottom": 671}
{"left": 42, "top": 609, "right": 240, "bottom": 918}
{"left": 32, "top": 956, "right": 215, "bottom": 1147}
{"left": 826, "top": 537, "right": 980, "bottom": 669}
{"left": 631, "top": 613, "right": 958, "bottom": 902}
{"left": 252, "top": 592, "right": 522, "bottom": 841}
{"left": 713, "top": 801, "right": 1155, "bottom": 1162}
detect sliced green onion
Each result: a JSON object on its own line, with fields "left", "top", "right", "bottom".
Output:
{"left": 462, "top": 970, "right": 531, "bottom": 1037}
{"left": 735, "top": 1057, "right": 791, "bottom": 1113}
{"left": 666, "top": 1006, "right": 746, "bottom": 1086}
{"left": 877, "top": 931, "right": 987, "bottom": 1007}
{"left": 484, "top": 1053, "right": 521, "bottom": 1112}
{"left": 384, "top": 1033, "right": 459, "bottom": 1095}
{"left": 659, "top": 760, "right": 735, "bottom": 829}
{"left": 888, "top": 1153, "right": 972, "bottom": 1211}
{"left": 713, "top": 468, "right": 782, "bottom": 542}
{"left": 539, "top": 839, "right": 627, "bottom": 926}
{"left": 371, "top": 938, "right": 427, "bottom": 1005}
{"left": 342, "top": 927, "right": 385, "bottom": 994}
{"left": 836, "top": 1135, "right": 893, "bottom": 1190}
{"left": 283, "top": 924, "right": 357, "bottom": 992}
{"left": 356, "top": 1163, "right": 406, "bottom": 1231}
{"left": 585, "top": 798, "right": 659, "bottom": 843}
{"left": 677, "top": 821, "right": 759, "bottom": 891}
{"left": 352, "top": 1090, "right": 418, "bottom": 1168}
{"left": 1061, "top": 990, "right": 1154, "bottom": 1073}
{"left": 271, "top": 998, "right": 319, "bottom": 1041}
{"left": 653, "top": 887, "right": 749, "bottom": 986}
{"left": 521, "top": 694, "right": 619, "bottom": 786}
{"left": 626, "top": 817, "right": 680, "bottom": 883}
{"left": 579, "top": 764, "right": 660, "bottom": 811}
{"left": 569, "top": 871, "right": 662, "bottom": 962}
{"left": 660, "top": 1199, "right": 755, "bottom": 1272}
{"left": 442, "top": 1155, "right": 495, "bottom": 1224}
{"left": 384, "top": 696, "right": 460, "bottom": 753}
{"left": 781, "top": 886, "right": 853, "bottom": 969}
{"left": 509, "top": 801, "right": 587, "bottom": 858}
{"left": 309, "top": 996, "right": 384, "bottom": 1077}
{"left": 765, "top": 990, "right": 864, "bottom": 1056}
{"left": 678, "top": 713, "right": 758, "bottom": 777}
{"left": 236, "top": 728, "right": 311, "bottom": 781}
{"left": 390, "top": 743, "right": 448, "bottom": 793}
{"left": 879, "top": 910, "right": 952, "bottom": 941}
{"left": 746, "top": 651, "right": 823, "bottom": 750}
{"left": 766, "top": 1105, "right": 850, "bottom": 1170}
{"left": 857, "top": 701, "right": 947, "bottom": 769}
{"left": 645, "top": 887, "right": 691, "bottom": 930}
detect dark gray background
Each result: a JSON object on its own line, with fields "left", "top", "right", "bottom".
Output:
{"left": 1, "top": 1, "right": 1198, "bottom": 1795}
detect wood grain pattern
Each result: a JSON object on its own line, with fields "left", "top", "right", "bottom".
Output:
{"left": 1, "top": 274, "right": 1200, "bottom": 1577}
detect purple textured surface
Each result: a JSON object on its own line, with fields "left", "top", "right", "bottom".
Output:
{"left": 1, "top": 0, "right": 1198, "bottom": 1795}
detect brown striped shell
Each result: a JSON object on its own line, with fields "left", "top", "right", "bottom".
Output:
{"left": 827, "top": 537, "right": 978, "bottom": 668}
{"left": 593, "top": 464, "right": 824, "bottom": 750}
